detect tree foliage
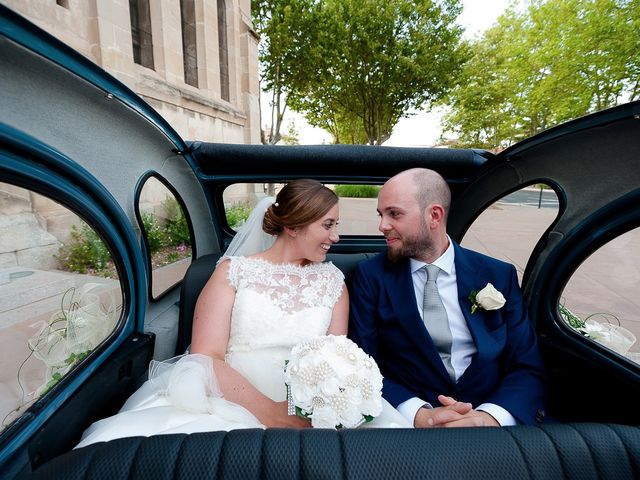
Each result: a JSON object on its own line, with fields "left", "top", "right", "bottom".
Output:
{"left": 254, "top": 0, "right": 466, "bottom": 145}
{"left": 252, "top": 0, "right": 319, "bottom": 144}
{"left": 294, "top": 0, "right": 465, "bottom": 145}
{"left": 444, "top": 0, "right": 640, "bottom": 150}
{"left": 280, "top": 120, "right": 301, "bottom": 145}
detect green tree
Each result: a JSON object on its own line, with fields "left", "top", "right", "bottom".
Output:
{"left": 280, "top": 119, "right": 300, "bottom": 145}
{"left": 290, "top": 0, "right": 465, "bottom": 145}
{"left": 444, "top": 0, "right": 640, "bottom": 150}
{"left": 252, "top": 0, "right": 319, "bottom": 144}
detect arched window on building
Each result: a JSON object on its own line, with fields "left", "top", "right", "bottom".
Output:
{"left": 129, "top": 0, "right": 154, "bottom": 69}
{"left": 217, "top": 0, "right": 230, "bottom": 101}
{"left": 180, "top": 0, "right": 198, "bottom": 87}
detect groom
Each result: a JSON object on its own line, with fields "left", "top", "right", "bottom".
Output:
{"left": 349, "top": 168, "right": 545, "bottom": 427}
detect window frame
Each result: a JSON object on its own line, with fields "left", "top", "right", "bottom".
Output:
{"left": 530, "top": 187, "right": 640, "bottom": 368}
{"left": 0, "top": 128, "right": 142, "bottom": 447}
{"left": 134, "top": 171, "right": 197, "bottom": 302}
{"left": 129, "top": 0, "right": 155, "bottom": 69}
{"left": 180, "top": 0, "right": 198, "bottom": 88}
{"left": 217, "top": 0, "right": 229, "bottom": 101}
{"left": 217, "top": 180, "right": 388, "bottom": 255}
{"left": 458, "top": 181, "right": 563, "bottom": 282}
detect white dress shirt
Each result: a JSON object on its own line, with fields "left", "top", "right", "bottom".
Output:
{"left": 396, "top": 237, "right": 516, "bottom": 426}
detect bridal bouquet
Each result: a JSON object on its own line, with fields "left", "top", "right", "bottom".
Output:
{"left": 284, "top": 335, "right": 383, "bottom": 429}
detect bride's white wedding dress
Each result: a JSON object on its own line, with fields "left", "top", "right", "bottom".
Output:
{"left": 77, "top": 257, "right": 410, "bottom": 448}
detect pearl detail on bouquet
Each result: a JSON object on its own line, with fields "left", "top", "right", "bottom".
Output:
{"left": 284, "top": 335, "right": 383, "bottom": 429}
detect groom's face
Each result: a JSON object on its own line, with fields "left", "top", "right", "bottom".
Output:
{"left": 377, "top": 180, "right": 433, "bottom": 262}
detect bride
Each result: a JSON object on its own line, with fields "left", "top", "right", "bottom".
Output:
{"left": 77, "top": 179, "right": 410, "bottom": 447}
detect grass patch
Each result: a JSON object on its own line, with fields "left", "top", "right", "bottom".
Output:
{"left": 333, "top": 185, "right": 380, "bottom": 198}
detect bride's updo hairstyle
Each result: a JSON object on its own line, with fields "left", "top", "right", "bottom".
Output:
{"left": 263, "top": 179, "right": 338, "bottom": 235}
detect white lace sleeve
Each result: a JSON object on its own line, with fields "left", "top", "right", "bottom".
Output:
{"left": 225, "top": 257, "right": 241, "bottom": 289}
{"left": 323, "top": 262, "right": 346, "bottom": 308}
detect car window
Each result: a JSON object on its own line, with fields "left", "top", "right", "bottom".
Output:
{"left": 0, "top": 182, "right": 124, "bottom": 432}
{"left": 461, "top": 185, "right": 560, "bottom": 281}
{"left": 222, "top": 183, "right": 381, "bottom": 235}
{"left": 137, "top": 176, "right": 194, "bottom": 300}
{"left": 559, "top": 227, "right": 640, "bottom": 365}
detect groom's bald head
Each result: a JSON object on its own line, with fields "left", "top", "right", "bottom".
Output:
{"left": 386, "top": 168, "right": 451, "bottom": 221}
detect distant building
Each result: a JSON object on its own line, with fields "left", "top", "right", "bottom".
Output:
{"left": 3, "top": 0, "right": 261, "bottom": 144}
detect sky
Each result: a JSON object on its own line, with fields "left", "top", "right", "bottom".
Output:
{"left": 264, "top": 0, "right": 513, "bottom": 146}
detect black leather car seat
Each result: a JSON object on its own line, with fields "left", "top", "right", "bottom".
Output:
{"left": 28, "top": 423, "right": 640, "bottom": 479}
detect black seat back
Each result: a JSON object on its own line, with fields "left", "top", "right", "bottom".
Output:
{"left": 175, "top": 253, "right": 222, "bottom": 355}
{"left": 28, "top": 423, "right": 640, "bottom": 479}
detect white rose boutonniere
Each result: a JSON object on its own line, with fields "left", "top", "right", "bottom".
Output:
{"left": 469, "top": 283, "right": 506, "bottom": 314}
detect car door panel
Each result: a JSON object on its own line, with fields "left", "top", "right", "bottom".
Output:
{"left": 451, "top": 102, "right": 640, "bottom": 423}
{"left": 0, "top": 126, "right": 152, "bottom": 474}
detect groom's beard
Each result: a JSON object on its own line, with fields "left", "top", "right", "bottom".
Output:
{"left": 386, "top": 219, "right": 433, "bottom": 263}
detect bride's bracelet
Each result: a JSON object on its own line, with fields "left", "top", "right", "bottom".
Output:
{"left": 287, "top": 386, "right": 295, "bottom": 416}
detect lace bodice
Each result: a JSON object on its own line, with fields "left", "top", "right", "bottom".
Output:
{"left": 224, "top": 256, "right": 344, "bottom": 353}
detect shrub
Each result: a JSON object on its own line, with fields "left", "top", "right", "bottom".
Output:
{"left": 141, "top": 212, "right": 164, "bottom": 254}
{"left": 333, "top": 184, "right": 380, "bottom": 198}
{"left": 56, "top": 223, "right": 111, "bottom": 274}
{"left": 162, "top": 198, "right": 191, "bottom": 247}
{"left": 226, "top": 202, "right": 252, "bottom": 228}
{"left": 162, "top": 196, "right": 181, "bottom": 220}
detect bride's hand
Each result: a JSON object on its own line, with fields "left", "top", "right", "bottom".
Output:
{"left": 265, "top": 401, "right": 312, "bottom": 428}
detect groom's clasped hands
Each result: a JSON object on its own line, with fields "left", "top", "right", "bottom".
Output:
{"left": 415, "top": 395, "right": 499, "bottom": 428}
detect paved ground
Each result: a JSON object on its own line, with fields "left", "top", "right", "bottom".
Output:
{"left": 0, "top": 259, "right": 189, "bottom": 430}
{"left": 499, "top": 188, "right": 559, "bottom": 209}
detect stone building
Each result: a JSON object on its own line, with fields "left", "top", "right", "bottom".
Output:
{"left": 1, "top": 1, "right": 263, "bottom": 269}
{"left": 2, "top": 0, "right": 261, "bottom": 144}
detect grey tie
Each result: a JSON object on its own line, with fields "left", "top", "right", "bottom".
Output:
{"left": 422, "top": 265, "right": 456, "bottom": 382}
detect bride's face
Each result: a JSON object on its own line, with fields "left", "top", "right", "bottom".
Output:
{"left": 296, "top": 203, "right": 340, "bottom": 263}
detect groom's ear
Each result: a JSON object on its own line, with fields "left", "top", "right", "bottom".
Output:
{"left": 426, "top": 203, "right": 446, "bottom": 228}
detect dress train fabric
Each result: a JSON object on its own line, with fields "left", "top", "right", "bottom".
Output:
{"left": 77, "top": 257, "right": 409, "bottom": 448}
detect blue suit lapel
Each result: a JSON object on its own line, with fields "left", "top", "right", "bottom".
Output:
{"left": 384, "top": 256, "right": 454, "bottom": 383}
{"left": 453, "top": 243, "right": 501, "bottom": 376}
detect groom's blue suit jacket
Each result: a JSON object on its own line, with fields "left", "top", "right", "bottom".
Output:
{"left": 348, "top": 242, "right": 546, "bottom": 425}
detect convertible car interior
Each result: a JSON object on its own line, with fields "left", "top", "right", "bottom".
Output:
{"left": 1, "top": 5, "right": 639, "bottom": 479}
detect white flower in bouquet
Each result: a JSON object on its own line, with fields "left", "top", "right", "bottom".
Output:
{"left": 284, "top": 335, "right": 383, "bottom": 429}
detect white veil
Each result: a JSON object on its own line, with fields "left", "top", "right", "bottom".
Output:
{"left": 220, "top": 196, "right": 276, "bottom": 262}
